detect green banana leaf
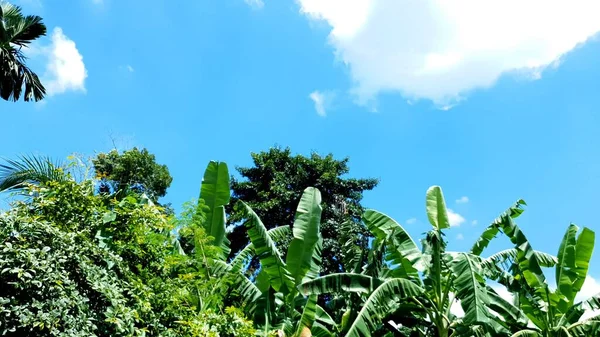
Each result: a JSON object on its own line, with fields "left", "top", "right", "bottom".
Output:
{"left": 198, "top": 161, "right": 231, "bottom": 259}
{"left": 239, "top": 200, "right": 294, "bottom": 294}
{"left": 426, "top": 186, "right": 450, "bottom": 230}
{"left": 299, "top": 273, "right": 384, "bottom": 296}
{"left": 449, "top": 252, "right": 490, "bottom": 325}
{"left": 286, "top": 187, "right": 323, "bottom": 286}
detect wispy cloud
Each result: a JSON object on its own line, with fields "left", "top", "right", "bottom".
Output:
{"left": 447, "top": 209, "right": 465, "bottom": 227}
{"left": 244, "top": 0, "right": 264, "bottom": 9}
{"left": 42, "top": 27, "right": 87, "bottom": 96}
{"left": 471, "top": 220, "right": 478, "bottom": 226}
{"left": 406, "top": 218, "right": 417, "bottom": 225}
{"left": 309, "top": 90, "right": 335, "bottom": 117}
{"left": 456, "top": 233, "right": 464, "bottom": 240}
{"left": 456, "top": 196, "right": 469, "bottom": 204}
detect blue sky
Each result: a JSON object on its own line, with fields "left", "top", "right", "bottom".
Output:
{"left": 4, "top": 0, "right": 600, "bottom": 295}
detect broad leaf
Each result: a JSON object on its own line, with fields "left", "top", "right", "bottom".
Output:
{"left": 239, "top": 201, "right": 294, "bottom": 293}
{"left": 426, "top": 186, "right": 450, "bottom": 230}
{"left": 345, "top": 278, "right": 423, "bottom": 337}
{"left": 556, "top": 224, "right": 579, "bottom": 305}
{"left": 471, "top": 199, "right": 527, "bottom": 256}
{"left": 450, "top": 252, "right": 490, "bottom": 325}
{"left": 363, "top": 209, "right": 423, "bottom": 279}
{"left": 230, "top": 226, "right": 292, "bottom": 273}
{"left": 295, "top": 294, "right": 318, "bottom": 336}
{"left": 299, "top": 273, "right": 384, "bottom": 296}
{"left": 198, "top": 161, "right": 231, "bottom": 258}
{"left": 286, "top": 187, "right": 323, "bottom": 285}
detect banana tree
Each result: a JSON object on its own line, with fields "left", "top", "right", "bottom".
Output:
{"left": 471, "top": 201, "right": 600, "bottom": 336}
{"left": 237, "top": 187, "right": 336, "bottom": 336}
{"left": 301, "top": 186, "right": 495, "bottom": 337}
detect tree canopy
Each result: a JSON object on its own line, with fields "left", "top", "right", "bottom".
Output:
{"left": 226, "top": 146, "right": 378, "bottom": 275}
{"left": 92, "top": 147, "right": 173, "bottom": 202}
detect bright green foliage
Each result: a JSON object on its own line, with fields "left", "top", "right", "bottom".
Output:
{"left": 0, "top": 2, "right": 47, "bottom": 102}
{"left": 227, "top": 147, "right": 378, "bottom": 274}
{"left": 0, "top": 170, "right": 255, "bottom": 336}
{"left": 236, "top": 187, "right": 333, "bottom": 336}
{"left": 92, "top": 148, "right": 173, "bottom": 202}
{"left": 0, "top": 155, "right": 68, "bottom": 192}
{"left": 474, "top": 215, "right": 599, "bottom": 336}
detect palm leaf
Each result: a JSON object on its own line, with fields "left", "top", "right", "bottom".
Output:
{"left": 0, "top": 155, "right": 67, "bottom": 192}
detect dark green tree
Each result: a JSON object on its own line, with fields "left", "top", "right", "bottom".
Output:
{"left": 92, "top": 147, "right": 173, "bottom": 203}
{"left": 227, "top": 146, "right": 378, "bottom": 275}
{"left": 0, "top": 2, "right": 47, "bottom": 102}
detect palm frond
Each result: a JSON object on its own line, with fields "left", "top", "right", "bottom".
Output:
{"left": 0, "top": 155, "right": 68, "bottom": 192}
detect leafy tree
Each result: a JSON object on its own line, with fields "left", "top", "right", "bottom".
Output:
{"left": 0, "top": 2, "right": 46, "bottom": 102}
{"left": 227, "top": 146, "right": 378, "bottom": 275}
{"left": 92, "top": 148, "right": 173, "bottom": 202}
{"left": 0, "top": 162, "right": 256, "bottom": 337}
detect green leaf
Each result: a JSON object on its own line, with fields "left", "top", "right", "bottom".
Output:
{"left": 572, "top": 226, "right": 595, "bottom": 297}
{"left": 295, "top": 294, "right": 318, "bottom": 336}
{"left": 426, "top": 186, "right": 450, "bottom": 230}
{"left": 449, "top": 252, "right": 490, "bottom": 325}
{"left": 199, "top": 161, "right": 231, "bottom": 259}
{"left": 230, "top": 226, "right": 292, "bottom": 273}
{"left": 102, "top": 211, "right": 116, "bottom": 224}
{"left": 363, "top": 209, "right": 423, "bottom": 280}
{"left": 471, "top": 199, "right": 527, "bottom": 256}
{"left": 286, "top": 187, "right": 323, "bottom": 285}
{"left": 239, "top": 201, "right": 294, "bottom": 293}
{"left": 299, "top": 273, "right": 384, "bottom": 296}
{"left": 345, "top": 278, "right": 423, "bottom": 337}
{"left": 556, "top": 224, "right": 579, "bottom": 305}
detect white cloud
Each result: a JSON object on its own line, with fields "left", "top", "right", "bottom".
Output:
{"left": 456, "top": 233, "right": 464, "bottom": 240}
{"left": 575, "top": 276, "right": 600, "bottom": 321}
{"left": 471, "top": 220, "right": 478, "bottom": 226}
{"left": 406, "top": 218, "right": 417, "bottom": 225}
{"left": 447, "top": 209, "right": 465, "bottom": 227}
{"left": 297, "top": 0, "right": 600, "bottom": 106}
{"left": 309, "top": 90, "right": 335, "bottom": 116}
{"left": 456, "top": 196, "right": 469, "bottom": 204}
{"left": 43, "top": 28, "right": 87, "bottom": 96}
{"left": 244, "top": 0, "right": 264, "bottom": 9}
{"left": 126, "top": 65, "right": 134, "bottom": 72}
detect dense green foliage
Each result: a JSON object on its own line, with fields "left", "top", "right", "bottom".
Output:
{"left": 1, "top": 151, "right": 599, "bottom": 337}
{"left": 0, "top": 2, "right": 46, "bottom": 102}
{"left": 92, "top": 148, "right": 173, "bottom": 202}
{"left": 227, "top": 147, "right": 378, "bottom": 275}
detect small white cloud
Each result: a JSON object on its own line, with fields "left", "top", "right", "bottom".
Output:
{"left": 456, "top": 233, "right": 464, "bottom": 240}
{"left": 406, "top": 218, "right": 417, "bottom": 225}
{"left": 309, "top": 90, "right": 335, "bottom": 116}
{"left": 447, "top": 209, "right": 465, "bottom": 227}
{"left": 43, "top": 27, "right": 87, "bottom": 96}
{"left": 471, "top": 220, "right": 478, "bottom": 226}
{"left": 244, "top": 0, "right": 264, "bottom": 9}
{"left": 456, "top": 196, "right": 469, "bottom": 204}
{"left": 450, "top": 295, "right": 464, "bottom": 317}
{"left": 298, "top": 0, "right": 600, "bottom": 106}
{"left": 126, "top": 65, "right": 134, "bottom": 72}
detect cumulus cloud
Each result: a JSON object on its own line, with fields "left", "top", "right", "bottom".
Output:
{"left": 456, "top": 196, "right": 469, "bottom": 204}
{"left": 406, "top": 218, "right": 417, "bottom": 225}
{"left": 575, "top": 276, "right": 600, "bottom": 321}
{"left": 244, "top": 0, "right": 264, "bottom": 9}
{"left": 309, "top": 90, "right": 335, "bottom": 116}
{"left": 297, "top": 0, "right": 600, "bottom": 106}
{"left": 447, "top": 209, "right": 465, "bottom": 227}
{"left": 43, "top": 28, "right": 87, "bottom": 96}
